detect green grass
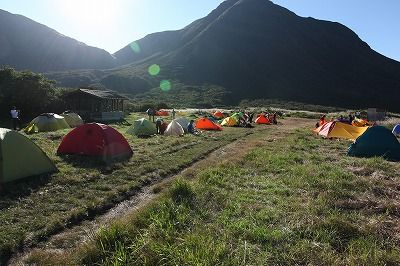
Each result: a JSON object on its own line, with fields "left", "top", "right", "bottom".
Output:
{"left": 41, "top": 128, "right": 400, "bottom": 265}
{"left": 0, "top": 112, "right": 254, "bottom": 264}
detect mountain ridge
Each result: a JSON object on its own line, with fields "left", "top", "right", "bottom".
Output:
{"left": 1, "top": 0, "right": 400, "bottom": 111}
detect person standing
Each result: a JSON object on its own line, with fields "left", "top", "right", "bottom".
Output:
{"left": 187, "top": 120, "right": 195, "bottom": 134}
{"left": 146, "top": 108, "right": 153, "bottom": 121}
{"left": 172, "top": 108, "right": 176, "bottom": 120}
{"left": 10, "top": 106, "right": 22, "bottom": 130}
{"left": 156, "top": 117, "right": 163, "bottom": 134}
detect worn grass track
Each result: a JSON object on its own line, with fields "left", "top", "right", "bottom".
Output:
{"left": 23, "top": 124, "right": 400, "bottom": 265}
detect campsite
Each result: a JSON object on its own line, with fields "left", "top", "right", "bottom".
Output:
{"left": 1, "top": 0, "right": 400, "bottom": 265}
{"left": 0, "top": 108, "right": 399, "bottom": 265}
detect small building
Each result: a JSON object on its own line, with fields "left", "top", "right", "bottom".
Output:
{"left": 65, "top": 88, "right": 127, "bottom": 121}
{"left": 367, "top": 108, "right": 386, "bottom": 122}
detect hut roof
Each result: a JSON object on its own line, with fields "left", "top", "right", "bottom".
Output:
{"left": 72, "top": 88, "right": 127, "bottom": 100}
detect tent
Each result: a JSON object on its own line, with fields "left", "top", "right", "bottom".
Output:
{"left": 0, "top": 128, "right": 57, "bottom": 183}
{"left": 156, "top": 110, "right": 169, "bottom": 116}
{"left": 174, "top": 117, "right": 190, "bottom": 132}
{"left": 221, "top": 116, "right": 238, "bottom": 127}
{"left": 25, "top": 113, "right": 70, "bottom": 134}
{"left": 314, "top": 121, "right": 368, "bottom": 140}
{"left": 61, "top": 112, "right": 84, "bottom": 127}
{"left": 255, "top": 116, "right": 270, "bottom": 125}
{"left": 348, "top": 126, "right": 400, "bottom": 160}
{"left": 213, "top": 111, "right": 224, "bottom": 119}
{"left": 196, "top": 118, "right": 222, "bottom": 131}
{"left": 57, "top": 123, "right": 133, "bottom": 160}
{"left": 127, "top": 118, "right": 157, "bottom": 136}
{"left": 393, "top": 124, "right": 400, "bottom": 137}
{"left": 352, "top": 118, "right": 370, "bottom": 127}
{"left": 231, "top": 112, "right": 244, "bottom": 120}
{"left": 164, "top": 120, "right": 185, "bottom": 136}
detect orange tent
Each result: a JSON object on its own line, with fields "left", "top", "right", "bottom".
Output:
{"left": 196, "top": 118, "right": 222, "bottom": 131}
{"left": 255, "top": 116, "right": 270, "bottom": 124}
{"left": 313, "top": 121, "right": 368, "bottom": 140}
{"left": 156, "top": 110, "right": 169, "bottom": 116}
{"left": 213, "top": 111, "right": 224, "bottom": 119}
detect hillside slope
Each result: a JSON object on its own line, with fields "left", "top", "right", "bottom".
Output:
{"left": 0, "top": 9, "right": 116, "bottom": 71}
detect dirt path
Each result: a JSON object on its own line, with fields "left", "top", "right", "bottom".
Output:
{"left": 9, "top": 117, "right": 314, "bottom": 265}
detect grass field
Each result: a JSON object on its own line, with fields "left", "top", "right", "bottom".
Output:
{"left": 0, "top": 112, "right": 258, "bottom": 264}
{"left": 22, "top": 126, "right": 400, "bottom": 265}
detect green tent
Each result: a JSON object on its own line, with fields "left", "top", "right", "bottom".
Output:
{"left": 348, "top": 126, "right": 400, "bottom": 161}
{"left": 231, "top": 112, "right": 244, "bottom": 122}
{"left": 0, "top": 128, "right": 57, "bottom": 183}
{"left": 25, "top": 113, "right": 70, "bottom": 134}
{"left": 127, "top": 118, "right": 157, "bottom": 136}
{"left": 61, "top": 112, "right": 84, "bottom": 127}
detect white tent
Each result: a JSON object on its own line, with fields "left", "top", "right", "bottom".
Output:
{"left": 173, "top": 117, "right": 190, "bottom": 133}
{"left": 164, "top": 120, "right": 185, "bottom": 136}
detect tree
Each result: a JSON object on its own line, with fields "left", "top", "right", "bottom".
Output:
{"left": 0, "top": 67, "right": 62, "bottom": 119}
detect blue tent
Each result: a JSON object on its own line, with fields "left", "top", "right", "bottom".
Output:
{"left": 348, "top": 126, "right": 400, "bottom": 161}
{"left": 393, "top": 124, "right": 400, "bottom": 137}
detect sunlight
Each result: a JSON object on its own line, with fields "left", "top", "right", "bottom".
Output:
{"left": 54, "top": 0, "right": 121, "bottom": 28}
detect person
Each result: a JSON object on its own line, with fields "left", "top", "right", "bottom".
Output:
{"left": 155, "top": 117, "right": 163, "bottom": 134}
{"left": 319, "top": 115, "right": 327, "bottom": 126}
{"left": 348, "top": 113, "right": 354, "bottom": 123}
{"left": 272, "top": 113, "right": 277, "bottom": 125}
{"left": 10, "top": 106, "right": 22, "bottom": 130}
{"left": 249, "top": 112, "right": 254, "bottom": 123}
{"left": 146, "top": 108, "right": 153, "bottom": 121}
{"left": 187, "top": 120, "right": 195, "bottom": 134}
{"left": 172, "top": 108, "right": 176, "bottom": 120}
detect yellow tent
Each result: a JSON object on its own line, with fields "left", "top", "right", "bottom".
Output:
{"left": 24, "top": 113, "right": 70, "bottom": 134}
{"left": 221, "top": 117, "right": 238, "bottom": 127}
{"left": 316, "top": 122, "right": 369, "bottom": 140}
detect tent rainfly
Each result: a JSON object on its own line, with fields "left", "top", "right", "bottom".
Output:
{"left": 0, "top": 128, "right": 57, "bottom": 183}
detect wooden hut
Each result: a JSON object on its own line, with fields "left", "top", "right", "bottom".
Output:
{"left": 65, "top": 88, "right": 127, "bottom": 121}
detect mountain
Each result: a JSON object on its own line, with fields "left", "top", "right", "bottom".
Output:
{"left": 4, "top": 0, "right": 400, "bottom": 111}
{"left": 0, "top": 9, "right": 116, "bottom": 71}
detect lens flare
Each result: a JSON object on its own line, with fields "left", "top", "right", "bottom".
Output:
{"left": 148, "top": 64, "right": 161, "bottom": 76}
{"left": 130, "top": 42, "right": 141, "bottom": 53}
{"left": 160, "top": 80, "right": 171, "bottom": 91}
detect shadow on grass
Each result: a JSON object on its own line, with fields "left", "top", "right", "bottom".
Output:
{"left": 58, "top": 154, "right": 132, "bottom": 172}
{"left": 0, "top": 173, "right": 52, "bottom": 209}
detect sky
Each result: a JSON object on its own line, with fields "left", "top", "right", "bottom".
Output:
{"left": 0, "top": 0, "right": 399, "bottom": 61}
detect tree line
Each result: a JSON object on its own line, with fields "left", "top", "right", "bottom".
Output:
{"left": 0, "top": 67, "right": 67, "bottom": 120}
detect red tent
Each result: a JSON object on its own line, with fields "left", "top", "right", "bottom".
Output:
{"left": 213, "top": 111, "right": 224, "bottom": 119}
{"left": 196, "top": 118, "right": 222, "bottom": 131}
{"left": 255, "top": 115, "right": 270, "bottom": 124}
{"left": 57, "top": 123, "right": 133, "bottom": 160}
{"left": 156, "top": 110, "right": 169, "bottom": 116}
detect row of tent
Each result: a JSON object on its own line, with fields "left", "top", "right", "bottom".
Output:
{"left": 219, "top": 112, "right": 272, "bottom": 127}
{"left": 24, "top": 112, "right": 84, "bottom": 134}
{"left": 1, "top": 110, "right": 279, "bottom": 184}
{"left": 0, "top": 116, "right": 224, "bottom": 183}
{"left": 23, "top": 111, "right": 275, "bottom": 135}
{"left": 314, "top": 121, "right": 400, "bottom": 161}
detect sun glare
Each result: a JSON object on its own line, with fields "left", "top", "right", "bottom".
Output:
{"left": 54, "top": 0, "right": 120, "bottom": 28}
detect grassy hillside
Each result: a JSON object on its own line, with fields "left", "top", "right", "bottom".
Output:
{"left": 26, "top": 127, "right": 400, "bottom": 265}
